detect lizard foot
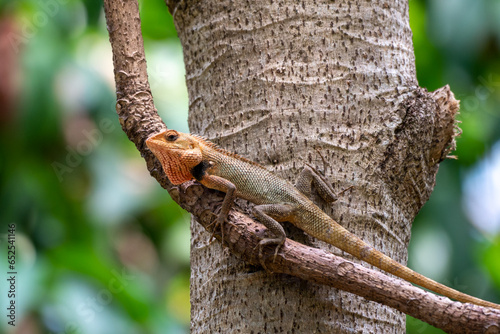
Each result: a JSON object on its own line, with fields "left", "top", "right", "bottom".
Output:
{"left": 207, "top": 214, "right": 237, "bottom": 247}
{"left": 256, "top": 238, "right": 285, "bottom": 272}
{"left": 205, "top": 212, "right": 220, "bottom": 244}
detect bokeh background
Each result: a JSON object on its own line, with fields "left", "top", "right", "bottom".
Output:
{"left": 0, "top": 0, "right": 499, "bottom": 333}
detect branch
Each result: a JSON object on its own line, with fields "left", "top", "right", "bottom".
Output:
{"left": 103, "top": 0, "right": 165, "bottom": 159}
{"left": 177, "top": 181, "right": 500, "bottom": 334}
{"left": 102, "top": 1, "right": 500, "bottom": 333}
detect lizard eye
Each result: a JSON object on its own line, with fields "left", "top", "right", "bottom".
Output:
{"left": 165, "top": 132, "right": 178, "bottom": 142}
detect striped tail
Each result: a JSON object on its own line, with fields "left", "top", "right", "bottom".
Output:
{"left": 329, "top": 220, "right": 500, "bottom": 310}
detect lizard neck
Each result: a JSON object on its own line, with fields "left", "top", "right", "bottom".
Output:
{"left": 156, "top": 147, "right": 201, "bottom": 185}
{"left": 162, "top": 152, "right": 194, "bottom": 184}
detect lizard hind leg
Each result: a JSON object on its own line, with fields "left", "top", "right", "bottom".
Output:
{"left": 295, "top": 164, "right": 339, "bottom": 203}
{"left": 252, "top": 204, "right": 294, "bottom": 271}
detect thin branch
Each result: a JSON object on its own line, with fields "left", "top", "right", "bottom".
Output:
{"left": 178, "top": 181, "right": 500, "bottom": 334}
{"left": 102, "top": 1, "right": 500, "bottom": 333}
{"left": 103, "top": 0, "right": 165, "bottom": 156}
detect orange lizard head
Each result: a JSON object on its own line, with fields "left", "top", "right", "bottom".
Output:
{"left": 146, "top": 129, "right": 203, "bottom": 184}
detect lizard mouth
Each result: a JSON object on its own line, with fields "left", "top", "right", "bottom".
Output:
{"left": 145, "top": 136, "right": 174, "bottom": 154}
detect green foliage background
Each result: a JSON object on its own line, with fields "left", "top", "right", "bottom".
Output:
{"left": 0, "top": 0, "right": 498, "bottom": 333}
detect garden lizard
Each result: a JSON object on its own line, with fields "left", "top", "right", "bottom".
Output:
{"left": 146, "top": 129, "right": 500, "bottom": 310}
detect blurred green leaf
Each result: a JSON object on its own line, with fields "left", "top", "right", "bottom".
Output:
{"left": 139, "top": 0, "right": 177, "bottom": 40}
{"left": 482, "top": 238, "right": 500, "bottom": 290}
{"left": 1, "top": 0, "right": 499, "bottom": 333}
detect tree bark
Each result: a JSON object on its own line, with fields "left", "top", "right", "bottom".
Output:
{"left": 166, "top": 0, "right": 458, "bottom": 333}
{"left": 103, "top": 0, "right": 500, "bottom": 332}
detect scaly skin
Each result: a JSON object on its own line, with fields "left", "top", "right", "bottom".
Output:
{"left": 146, "top": 129, "right": 500, "bottom": 310}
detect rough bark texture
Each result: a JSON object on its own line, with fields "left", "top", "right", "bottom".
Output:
{"left": 173, "top": 181, "right": 500, "bottom": 334}
{"left": 103, "top": 0, "right": 164, "bottom": 161}
{"left": 166, "top": 0, "right": 459, "bottom": 333}
{"left": 103, "top": 0, "right": 500, "bottom": 333}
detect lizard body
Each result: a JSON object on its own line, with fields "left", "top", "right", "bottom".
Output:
{"left": 146, "top": 129, "right": 500, "bottom": 310}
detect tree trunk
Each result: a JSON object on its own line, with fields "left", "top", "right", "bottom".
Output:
{"left": 166, "top": 0, "right": 456, "bottom": 332}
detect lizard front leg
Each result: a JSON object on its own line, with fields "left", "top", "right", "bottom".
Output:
{"left": 198, "top": 174, "right": 236, "bottom": 244}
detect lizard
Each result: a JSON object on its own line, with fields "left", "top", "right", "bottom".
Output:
{"left": 146, "top": 128, "right": 500, "bottom": 310}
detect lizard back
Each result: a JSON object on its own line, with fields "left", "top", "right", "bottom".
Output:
{"left": 198, "top": 140, "right": 306, "bottom": 207}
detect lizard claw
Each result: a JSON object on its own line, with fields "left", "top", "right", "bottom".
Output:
{"left": 207, "top": 214, "right": 237, "bottom": 247}
{"left": 256, "top": 238, "right": 285, "bottom": 271}
{"left": 336, "top": 185, "right": 354, "bottom": 198}
{"left": 210, "top": 216, "right": 226, "bottom": 246}
{"left": 205, "top": 212, "right": 220, "bottom": 243}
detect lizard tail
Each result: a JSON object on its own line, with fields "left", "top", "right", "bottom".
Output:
{"left": 332, "top": 223, "right": 500, "bottom": 310}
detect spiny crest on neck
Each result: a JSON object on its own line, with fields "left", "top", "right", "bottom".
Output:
{"left": 190, "top": 133, "right": 269, "bottom": 170}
